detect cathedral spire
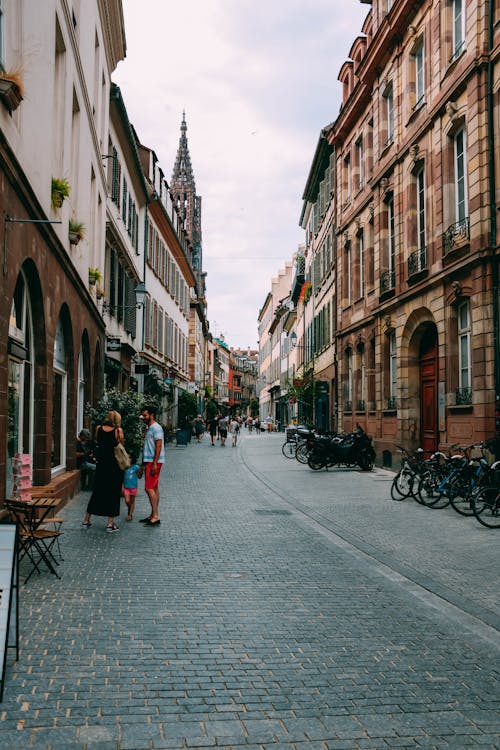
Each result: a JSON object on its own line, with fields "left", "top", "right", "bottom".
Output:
{"left": 170, "top": 112, "right": 204, "bottom": 293}
{"left": 172, "top": 110, "right": 195, "bottom": 189}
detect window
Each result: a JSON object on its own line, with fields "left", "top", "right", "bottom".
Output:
{"left": 389, "top": 332, "right": 397, "bottom": 408}
{"left": 52, "top": 318, "right": 67, "bottom": 472}
{"left": 416, "top": 167, "right": 426, "bottom": 251}
{"left": 77, "top": 351, "right": 85, "bottom": 435}
{"left": 451, "top": 0, "right": 465, "bottom": 61}
{"left": 345, "top": 240, "right": 352, "bottom": 304}
{"left": 345, "top": 349, "right": 353, "bottom": 410}
{"left": 388, "top": 197, "right": 396, "bottom": 276}
{"left": 382, "top": 83, "right": 394, "bottom": 146}
{"left": 358, "top": 231, "right": 365, "bottom": 298}
{"left": 356, "top": 137, "right": 364, "bottom": 191}
{"left": 7, "top": 273, "right": 34, "bottom": 498}
{"left": 358, "top": 346, "right": 366, "bottom": 410}
{"left": 413, "top": 40, "right": 425, "bottom": 109}
{"left": 458, "top": 301, "right": 471, "bottom": 400}
{"left": 344, "top": 154, "right": 351, "bottom": 205}
{"left": 454, "top": 128, "right": 467, "bottom": 222}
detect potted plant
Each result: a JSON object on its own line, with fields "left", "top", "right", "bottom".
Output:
{"left": 88, "top": 267, "right": 102, "bottom": 286}
{"left": 51, "top": 177, "right": 70, "bottom": 209}
{"left": 0, "top": 70, "right": 23, "bottom": 111}
{"left": 68, "top": 219, "right": 85, "bottom": 245}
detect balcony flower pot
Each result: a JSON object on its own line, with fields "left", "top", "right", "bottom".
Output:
{"left": 0, "top": 72, "right": 23, "bottom": 112}
{"left": 68, "top": 219, "right": 85, "bottom": 245}
{"left": 51, "top": 177, "right": 70, "bottom": 210}
{"left": 88, "top": 268, "right": 102, "bottom": 287}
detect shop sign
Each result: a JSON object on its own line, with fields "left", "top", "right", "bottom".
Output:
{"left": 106, "top": 337, "right": 121, "bottom": 352}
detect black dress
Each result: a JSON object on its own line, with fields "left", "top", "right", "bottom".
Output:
{"left": 86, "top": 427, "right": 123, "bottom": 517}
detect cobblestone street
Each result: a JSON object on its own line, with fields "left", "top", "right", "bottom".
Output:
{"left": 1, "top": 432, "right": 499, "bottom": 749}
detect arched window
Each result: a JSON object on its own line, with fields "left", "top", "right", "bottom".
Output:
{"left": 52, "top": 318, "right": 67, "bottom": 471}
{"left": 7, "top": 273, "right": 34, "bottom": 497}
{"left": 77, "top": 350, "right": 85, "bottom": 434}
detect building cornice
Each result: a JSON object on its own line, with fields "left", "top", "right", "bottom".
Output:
{"left": 97, "top": 0, "right": 127, "bottom": 72}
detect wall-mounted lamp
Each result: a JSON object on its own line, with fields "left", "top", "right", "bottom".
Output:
{"left": 103, "top": 281, "right": 147, "bottom": 312}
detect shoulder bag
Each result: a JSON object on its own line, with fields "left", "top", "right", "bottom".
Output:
{"left": 114, "top": 430, "right": 130, "bottom": 470}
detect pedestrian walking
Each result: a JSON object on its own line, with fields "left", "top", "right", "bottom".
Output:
{"left": 218, "top": 414, "right": 228, "bottom": 446}
{"left": 138, "top": 405, "right": 165, "bottom": 526}
{"left": 193, "top": 415, "right": 205, "bottom": 442}
{"left": 123, "top": 453, "right": 140, "bottom": 521}
{"left": 206, "top": 416, "right": 218, "bottom": 446}
{"left": 82, "top": 411, "right": 124, "bottom": 532}
{"left": 229, "top": 416, "right": 240, "bottom": 447}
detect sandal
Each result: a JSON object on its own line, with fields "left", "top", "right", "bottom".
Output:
{"left": 106, "top": 524, "right": 119, "bottom": 533}
{"left": 82, "top": 520, "right": 92, "bottom": 527}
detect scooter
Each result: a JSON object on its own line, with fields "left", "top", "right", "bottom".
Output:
{"left": 307, "top": 424, "right": 375, "bottom": 471}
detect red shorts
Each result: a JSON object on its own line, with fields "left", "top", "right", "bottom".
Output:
{"left": 144, "top": 462, "right": 162, "bottom": 490}
{"left": 123, "top": 488, "right": 137, "bottom": 497}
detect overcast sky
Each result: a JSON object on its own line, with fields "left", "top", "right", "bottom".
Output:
{"left": 114, "top": 0, "right": 369, "bottom": 349}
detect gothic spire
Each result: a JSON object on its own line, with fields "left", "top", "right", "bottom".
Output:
{"left": 172, "top": 110, "right": 195, "bottom": 190}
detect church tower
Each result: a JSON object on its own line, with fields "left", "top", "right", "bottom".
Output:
{"left": 171, "top": 112, "right": 204, "bottom": 296}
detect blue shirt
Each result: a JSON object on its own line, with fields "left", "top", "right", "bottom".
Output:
{"left": 123, "top": 464, "right": 140, "bottom": 489}
{"left": 143, "top": 421, "right": 165, "bottom": 463}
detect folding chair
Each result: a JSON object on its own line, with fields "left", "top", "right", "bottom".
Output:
{"left": 5, "top": 499, "right": 62, "bottom": 584}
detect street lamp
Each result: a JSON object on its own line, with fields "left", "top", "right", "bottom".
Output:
{"left": 103, "top": 280, "right": 147, "bottom": 312}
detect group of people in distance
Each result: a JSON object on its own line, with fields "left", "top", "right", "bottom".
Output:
{"left": 194, "top": 414, "right": 264, "bottom": 447}
{"left": 78, "top": 404, "right": 164, "bottom": 533}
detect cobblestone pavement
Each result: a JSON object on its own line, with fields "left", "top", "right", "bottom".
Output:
{"left": 1, "top": 431, "right": 499, "bottom": 750}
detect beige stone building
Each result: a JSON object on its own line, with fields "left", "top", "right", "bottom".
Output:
{"left": 320, "top": 0, "right": 500, "bottom": 464}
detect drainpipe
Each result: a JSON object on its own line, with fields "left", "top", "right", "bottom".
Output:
{"left": 487, "top": 0, "right": 499, "bottom": 441}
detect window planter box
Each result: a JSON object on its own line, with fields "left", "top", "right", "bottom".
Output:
{"left": 0, "top": 75, "right": 23, "bottom": 112}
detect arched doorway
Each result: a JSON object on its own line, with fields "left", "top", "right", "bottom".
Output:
{"left": 419, "top": 326, "right": 438, "bottom": 452}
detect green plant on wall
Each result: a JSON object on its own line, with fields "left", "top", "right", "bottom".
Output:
{"left": 51, "top": 177, "right": 70, "bottom": 209}
{"left": 205, "top": 399, "right": 218, "bottom": 420}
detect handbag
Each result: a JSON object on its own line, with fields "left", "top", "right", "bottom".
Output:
{"left": 114, "top": 434, "right": 130, "bottom": 470}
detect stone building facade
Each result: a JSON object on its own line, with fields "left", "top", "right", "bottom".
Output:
{"left": 292, "top": 0, "right": 499, "bottom": 464}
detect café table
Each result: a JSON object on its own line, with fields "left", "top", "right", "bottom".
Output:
{"left": 3, "top": 497, "right": 62, "bottom": 584}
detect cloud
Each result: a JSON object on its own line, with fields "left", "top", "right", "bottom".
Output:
{"left": 114, "top": 0, "right": 369, "bottom": 347}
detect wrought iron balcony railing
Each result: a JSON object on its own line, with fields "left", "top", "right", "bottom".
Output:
{"left": 345, "top": 400, "right": 353, "bottom": 412}
{"left": 357, "top": 400, "right": 366, "bottom": 412}
{"left": 408, "top": 246, "right": 427, "bottom": 276}
{"left": 443, "top": 217, "right": 470, "bottom": 256}
{"left": 380, "top": 270, "right": 395, "bottom": 295}
{"left": 387, "top": 396, "right": 396, "bottom": 410}
{"left": 456, "top": 387, "right": 472, "bottom": 405}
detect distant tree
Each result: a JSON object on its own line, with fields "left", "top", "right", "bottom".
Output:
{"left": 205, "top": 399, "right": 218, "bottom": 420}
{"left": 249, "top": 398, "right": 259, "bottom": 417}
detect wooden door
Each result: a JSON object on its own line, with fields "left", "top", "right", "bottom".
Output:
{"left": 419, "top": 327, "right": 438, "bottom": 453}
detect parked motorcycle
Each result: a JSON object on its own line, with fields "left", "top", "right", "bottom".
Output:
{"left": 307, "top": 424, "right": 375, "bottom": 471}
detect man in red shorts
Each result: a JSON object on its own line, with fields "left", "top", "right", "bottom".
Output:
{"left": 138, "top": 405, "right": 165, "bottom": 526}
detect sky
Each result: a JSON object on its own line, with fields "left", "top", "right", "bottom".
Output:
{"left": 113, "top": 0, "right": 369, "bottom": 349}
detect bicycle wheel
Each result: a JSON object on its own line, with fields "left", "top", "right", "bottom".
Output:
{"left": 281, "top": 440, "right": 297, "bottom": 459}
{"left": 448, "top": 475, "right": 475, "bottom": 516}
{"left": 308, "top": 452, "right": 326, "bottom": 471}
{"left": 472, "top": 486, "right": 500, "bottom": 528}
{"left": 390, "top": 468, "right": 414, "bottom": 500}
{"left": 416, "top": 471, "right": 450, "bottom": 508}
{"left": 295, "top": 444, "right": 310, "bottom": 464}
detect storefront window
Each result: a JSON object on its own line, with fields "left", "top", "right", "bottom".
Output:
{"left": 7, "top": 273, "right": 34, "bottom": 497}
{"left": 51, "top": 318, "right": 67, "bottom": 471}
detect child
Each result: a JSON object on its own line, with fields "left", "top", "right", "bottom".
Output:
{"left": 122, "top": 453, "right": 140, "bottom": 521}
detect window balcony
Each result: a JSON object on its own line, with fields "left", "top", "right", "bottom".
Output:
{"left": 379, "top": 270, "right": 395, "bottom": 298}
{"left": 357, "top": 400, "right": 366, "bottom": 412}
{"left": 407, "top": 246, "right": 428, "bottom": 284}
{"left": 387, "top": 396, "right": 396, "bottom": 410}
{"left": 455, "top": 387, "right": 472, "bottom": 405}
{"left": 345, "top": 400, "right": 352, "bottom": 413}
{"left": 443, "top": 217, "right": 469, "bottom": 257}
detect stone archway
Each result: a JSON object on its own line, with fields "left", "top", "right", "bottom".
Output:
{"left": 399, "top": 308, "right": 439, "bottom": 451}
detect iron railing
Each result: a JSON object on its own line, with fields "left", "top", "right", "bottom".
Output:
{"left": 357, "top": 400, "right": 366, "bottom": 412}
{"left": 380, "top": 270, "right": 395, "bottom": 294}
{"left": 443, "top": 217, "right": 470, "bottom": 256}
{"left": 387, "top": 396, "right": 396, "bottom": 410}
{"left": 408, "top": 246, "right": 427, "bottom": 276}
{"left": 456, "top": 387, "right": 472, "bottom": 405}
{"left": 345, "top": 400, "right": 353, "bottom": 412}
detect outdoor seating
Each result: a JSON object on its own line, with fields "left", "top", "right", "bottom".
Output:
{"left": 4, "top": 497, "right": 62, "bottom": 584}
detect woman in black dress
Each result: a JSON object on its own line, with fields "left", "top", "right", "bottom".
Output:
{"left": 82, "top": 410, "right": 124, "bottom": 532}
